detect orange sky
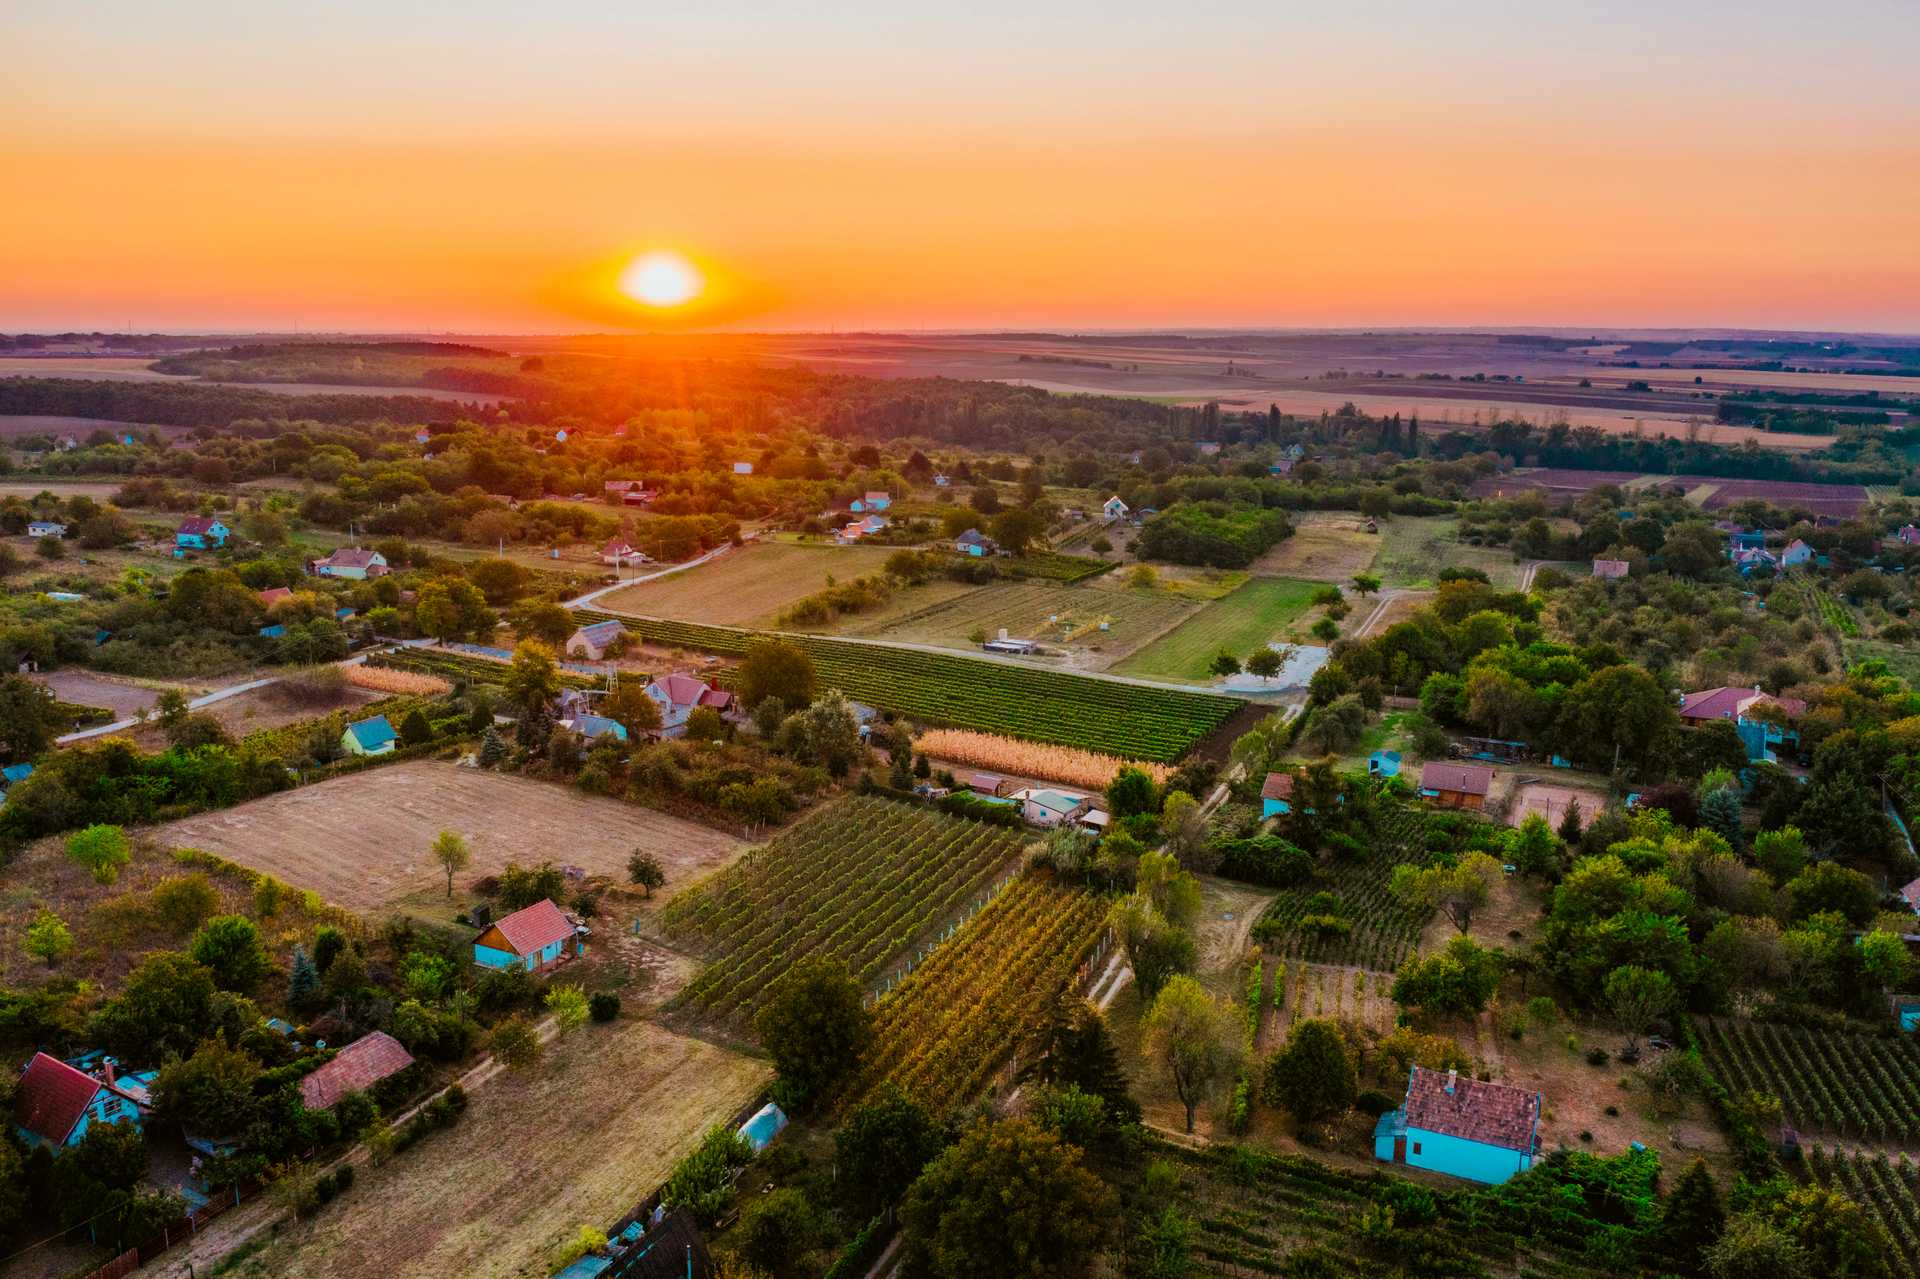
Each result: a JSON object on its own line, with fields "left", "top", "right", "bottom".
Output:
{"left": 5, "top": 3, "right": 1918, "bottom": 333}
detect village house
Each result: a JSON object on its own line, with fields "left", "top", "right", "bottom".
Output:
{"left": 1261, "top": 772, "right": 1293, "bottom": 819}
{"left": 1780, "top": 538, "right": 1815, "bottom": 568}
{"left": 1418, "top": 761, "right": 1493, "bottom": 810}
{"left": 299, "top": 1032, "right": 416, "bottom": 1111}
{"left": 1732, "top": 547, "right": 1779, "bottom": 576}
{"left": 1591, "top": 558, "right": 1630, "bottom": 579}
{"left": 932, "top": 473, "right": 951, "bottom": 487}
{"left": 600, "top": 537, "right": 649, "bottom": 567}
{"left": 954, "top": 528, "right": 998, "bottom": 557}
{"left": 26, "top": 520, "right": 67, "bottom": 538}
{"left": 1897, "top": 524, "right": 1920, "bottom": 547}
{"left": 175, "top": 516, "right": 230, "bottom": 550}
{"left": 850, "top": 491, "right": 891, "bottom": 513}
{"left": 14, "top": 1053, "right": 154, "bottom": 1150}
{"left": 341, "top": 714, "right": 398, "bottom": 757}
{"left": 1013, "top": 787, "right": 1092, "bottom": 827}
{"left": 473, "top": 898, "right": 587, "bottom": 972}
{"left": 258, "top": 586, "right": 294, "bottom": 608}
{"left": 1102, "top": 495, "right": 1130, "bottom": 522}
{"left": 565, "top": 619, "right": 628, "bottom": 661}
{"left": 1724, "top": 527, "right": 1767, "bottom": 554}
{"left": 644, "top": 672, "right": 738, "bottom": 737}
{"left": 1374, "top": 1066, "right": 1540, "bottom": 1185}
{"left": 1367, "top": 750, "right": 1402, "bottom": 778}
{"left": 1679, "top": 685, "right": 1807, "bottom": 763}
{"left": 311, "top": 547, "right": 389, "bottom": 580}
{"left": 562, "top": 713, "right": 629, "bottom": 742}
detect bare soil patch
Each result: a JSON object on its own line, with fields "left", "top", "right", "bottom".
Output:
{"left": 151, "top": 761, "right": 743, "bottom": 916}
{"left": 217, "top": 1016, "right": 770, "bottom": 1279}
{"left": 601, "top": 541, "right": 895, "bottom": 626}
{"left": 1249, "top": 513, "right": 1381, "bottom": 582}
{"left": 33, "top": 669, "right": 180, "bottom": 718}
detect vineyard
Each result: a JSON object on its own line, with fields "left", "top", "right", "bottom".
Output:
{"left": 570, "top": 609, "right": 1239, "bottom": 761}
{"left": 1126, "top": 1138, "right": 1614, "bottom": 1279}
{"left": 238, "top": 694, "right": 443, "bottom": 764}
{"left": 850, "top": 872, "right": 1107, "bottom": 1114}
{"left": 1249, "top": 804, "right": 1433, "bottom": 971}
{"left": 1699, "top": 1018, "right": 1920, "bottom": 1141}
{"left": 660, "top": 797, "right": 1025, "bottom": 1025}
{"left": 1807, "top": 1147, "right": 1920, "bottom": 1274}
{"left": 912, "top": 728, "right": 1173, "bottom": 790}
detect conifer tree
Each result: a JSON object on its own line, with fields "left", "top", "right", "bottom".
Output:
{"left": 288, "top": 944, "right": 319, "bottom": 1010}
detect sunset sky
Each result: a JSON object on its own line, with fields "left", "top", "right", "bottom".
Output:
{"left": 5, "top": 1, "right": 1917, "bottom": 334}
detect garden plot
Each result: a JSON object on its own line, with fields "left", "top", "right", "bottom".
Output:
{"left": 152, "top": 761, "right": 742, "bottom": 916}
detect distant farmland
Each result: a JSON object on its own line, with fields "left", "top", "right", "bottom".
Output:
{"left": 1472, "top": 469, "right": 1869, "bottom": 518}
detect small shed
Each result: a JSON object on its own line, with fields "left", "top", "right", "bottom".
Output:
{"left": 474, "top": 898, "right": 586, "bottom": 972}
{"left": 1367, "top": 750, "right": 1401, "bottom": 778}
{"left": 342, "top": 715, "right": 398, "bottom": 757}
{"left": 738, "top": 1102, "right": 788, "bottom": 1152}
{"left": 1260, "top": 771, "right": 1294, "bottom": 819}
{"left": 1102, "top": 495, "right": 1129, "bottom": 521}
{"left": 954, "top": 528, "right": 997, "bottom": 557}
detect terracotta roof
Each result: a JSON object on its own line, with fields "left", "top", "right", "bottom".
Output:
{"left": 15, "top": 1053, "right": 99, "bottom": 1145}
{"left": 651, "top": 673, "right": 715, "bottom": 708}
{"left": 489, "top": 899, "right": 576, "bottom": 957}
{"left": 1402, "top": 1066, "right": 1539, "bottom": 1154}
{"left": 696, "top": 687, "right": 733, "bottom": 710}
{"left": 177, "top": 516, "right": 221, "bottom": 535}
{"left": 1261, "top": 772, "right": 1294, "bottom": 801}
{"left": 319, "top": 547, "right": 382, "bottom": 569}
{"left": 259, "top": 587, "right": 294, "bottom": 605}
{"left": 1680, "top": 686, "right": 1806, "bottom": 722}
{"left": 299, "top": 1032, "right": 415, "bottom": 1111}
{"left": 1419, "top": 762, "right": 1493, "bottom": 796}
{"left": 864, "top": 491, "right": 889, "bottom": 503}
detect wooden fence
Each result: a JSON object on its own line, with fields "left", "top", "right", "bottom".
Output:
{"left": 78, "top": 1179, "right": 263, "bottom": 1279}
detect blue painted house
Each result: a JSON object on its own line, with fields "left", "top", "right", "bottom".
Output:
{"left": 341, "top": 715, "right": 398, "bottom": 757}
{"left": 1375, "top": 1066, "right": 1540, "bottom": 1185}
{"left": 565, "top": 714, "right": 628, "bottom": 742}
{"left": 1680, "top": 686, "right": 1805, "bottom": 763}
{"left": 175, "top": 516, "right": 230, "bottom": 550}
{"left": 15, "top": 1053, "right": 153, "bottom": 1150}
{"left": 850, "top": 490, "right": 892, "bottom": 513}
{"left": 1780, "top": 538, "right": 1814, "bottom": 569}
{"left": 1367, "top": 750, "right": 1401, "bottom": 778}
{"left": 473, "top": 898, "right": 585, "bottom": 973}
{"left": 1261, "top": 771, "right": 1293, "bottom": 818}
{"left": 954, "top": 528, "right": 997, "bottom": 557}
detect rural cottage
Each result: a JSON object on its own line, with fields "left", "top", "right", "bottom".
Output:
{"left": 14, "top": 1053, "right": 153, "bottom": 1150}
{"left": 174, "top": 516, "right": 229, "bottom": 550}
{"left": 566, "top": 619, "right": 628, "bottom": 661}
{"left": 473, "top": 899, "right": 587, "bottom": 972}
{"left": 1374, "top": 1066, "right": 1541, "bottom": 1185}
{"left": 300, "top": 1032, "right": 416, "bottom": 1110}
{"left": 341, "top": 714, "right": 398, "bottom": 756}
{"left": 1418, "top": 762, "right": 1492, "bottom": 810}
{"left": 311, "top": 547, "right": 389, "bottom": 579}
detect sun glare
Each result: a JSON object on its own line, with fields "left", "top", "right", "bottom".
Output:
{"left": 619, "top": 251, "right": 701, "bottom": 307}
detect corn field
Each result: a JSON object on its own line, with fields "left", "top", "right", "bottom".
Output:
{"left": 344, "top": 664, "right": 453, "bottom": 696}
{"left": 913, "top": 728, "right": 1174, "bottom": 790}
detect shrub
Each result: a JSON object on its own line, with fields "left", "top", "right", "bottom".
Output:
{"left": 588, "top": 992, "right": 621, "bottom": 1023}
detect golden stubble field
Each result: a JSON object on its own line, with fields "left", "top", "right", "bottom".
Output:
{"left": 219, "top": 1016, "right": 771, "bottom": 1279}
{"left": 153, "top": 761, "right": 743, "bottom": 914}
{"left": 600, "top": 540, "right": 896, "bottom": 625}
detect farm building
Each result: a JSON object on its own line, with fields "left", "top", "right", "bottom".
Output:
{"left": 259, "top": 586, "right": 294, "bottom": 607}
{"left": 14, "top": 1053, "right": 153, "bottom": 1150}
{"left": 954, "top": 528, "right": 998, "bottom": 557}
{"left": 299, "top": 1032, "right": 415, "bottom": 1110}
{"left": 1013, "top": 788, "right": 1092, "bottom": 827}
{"left": 1367, "top": 750, "right": 1401, "bottom": 778}
{"left": 1733, "top": 548, "right": 1779, "bottom": 576}
{"left": 312, "top": 547, "right": 389, "bottom": 579}
{"left": 964, "top": 772, "right": 1013, "bottom": 798}
{"left": 982, "top": 632, "right": 1037, "bottom": 655}
{"left": 342, "top": 714, "right": 398, "bottom": 757}
{"left": 175, "top": 516, "right": 230, "bottom": 550}
{"left": 473, "top": 898, "right": 587, "bottom": 972}
{"left": 26, "top": 520, "right": 67, "bottom": 538}
{"left": 1591, "top": 558, "right": 1629, "bottom": 579}
{"left": 1418, "top": 762, "right": 1492, "bottom": 810}
{"left": 1374, "top": 1066, "right": 1540, "bottom": 1185}
{"left": 1679, "top": 686, "right": 1806, "bottom": 762}
{"left": 644, "top": 673, "right": 738, "bottom": 737}
{"left": 1900, "top": 877, "right": 1920, "bottom": 916}
{"left": 1261, "top": 772, "right": 1293, "bottom": 818}
{"left": 598, "top": 1209, "right": 716, "bottom": 1279}
{"left": 1103, "top": 495, "right": 1129, "bottom": 521}
{"left": 1725, "top": 528, "right": 1767, "bottom": 553}
{"left": 567, "top": 619, "right": 629, "bottom": 661}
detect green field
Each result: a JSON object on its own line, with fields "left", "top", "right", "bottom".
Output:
{"left": 1111, "top": 577, "right": 1319, "bottom": 681}
{"left": 571, "top": 609, "right": 1243, "bottom": 760}
{"left": 1373, "top": 515, "right": 1525, "bottom": 588}
{"left": 853, "top": 580, "right": 1197, "bottom": 661}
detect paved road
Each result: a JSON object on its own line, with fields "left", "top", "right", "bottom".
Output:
{"left": 562, "top": 545, "right": 731, "bottom": 610}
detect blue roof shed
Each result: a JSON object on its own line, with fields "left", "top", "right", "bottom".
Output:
{"left": 344, "top": 716, "right": 398, "bottom": 754}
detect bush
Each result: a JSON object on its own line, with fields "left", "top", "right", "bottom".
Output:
{"left": 1586, "top": 1048, "right": 1610, "bottom": 1066}
{"left": 588, "top": 992, "right": 621, "bottom": 1023}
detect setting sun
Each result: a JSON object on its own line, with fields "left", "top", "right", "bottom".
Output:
{"left": 619, "top": 251, "right": 701, "bottom": 308}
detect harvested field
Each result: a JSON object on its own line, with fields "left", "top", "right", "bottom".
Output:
{"left": 599, "top": 541, "right": 895, "bottom": 626}
{"left": 858, "top": 580, "right": 1197, "bottom": 662}
{"left": 32, "top": 669, "right": 180, "bottom": 719}
{"left": 152, "top": 761, "right": 742, "bottom": 915}
{"left": 1113, "top": 578, "right": 1319, "bottom": 681}
{"left": 0, "top": 414, "right": 186, "bottom": 440}
{"left": 218, "top": 1018, "right": 769, "bottom": 1279}
{"left": 1248, "top": 512, "right": 1380, "bottom": 582}
{"left": 1472, "top": 469, "right": 1869, "bottom": 518}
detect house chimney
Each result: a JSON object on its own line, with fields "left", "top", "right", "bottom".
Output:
{"left": 1445, "top": 1068, "right": 1457, "bottom": 1096}
{"left": 102, "top": 1057, "right": 116, "bottom": 1087}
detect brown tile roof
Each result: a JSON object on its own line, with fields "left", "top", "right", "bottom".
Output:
{"left": 490, "top": 899, "right": 576, "bottom": 957}
{"left": 259, "top": 587, "right": 294, "bottom": 606}
{"left": 1680, "top": 685, "right": 1807, "bottom": 722}
{"left": 15, "top": 1053, "right": 99, "bottom": 1145}
{"left": 300, "top": 1032, "right": 415, "bottom": 1110}
{"left": 319, "top": 547, "right": 382, "bottom": 569}
{"left": 1261, "top": 772, "right": 1294, "bottom": 801}
{"left": 177, "top": 516, "right": 221, "bottom": 535}
{"left": 1403, "top": 1066, "right": 1539, "bottom": 1154}
{"left": 1419, "top": 762, "right": 1493, "bottom": 796}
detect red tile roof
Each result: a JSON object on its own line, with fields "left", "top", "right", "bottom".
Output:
{"left": 1679, "top": 686, "right": 1807, "bottom": 722}
{"left": 1419, "top": 762, "right": 1493, "bottom": 796}
{"left": 490, "top": 899, "right": 576, "bottom": 957}
{"left": 259, "top": 587, "right": 294, "bottom": 606}
{"left": 16, "top": 1053, "right": 100, "bottom": 1145}
{"left": 300, "top": 1032, "right": 416, "bottom": 1111}
{"left": 651, "top": 673, "right": 715, "bottom": 708}
{"left": 177, "top": 516, "right": 221, "bottom": 535}
{"left": 1261, "top": 772, "right": 1294, "bottom": 801}
{"left": 318, "top": 547, "right": 382, "bottom": 569}
{"left": 1403, "top": 1066, "right": 1539, "bottom": 1154}
{"left": 697, "top": 687, "right": 734, "bottom": 710}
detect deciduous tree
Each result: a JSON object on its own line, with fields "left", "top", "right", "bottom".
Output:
{"left": 1142, "top": 975, "right": 1243, "bottom": 1134}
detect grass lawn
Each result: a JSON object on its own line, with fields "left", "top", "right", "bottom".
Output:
{"left": 856, "top": 580, "right": 1199, "bottom": 663}
{"left": 1113, "top": 577, "right": 1319, "bottom": 681}
{"left": 599, "top": 541, "right": 896, "bottom": 625}
{"left": 1373, "top": 516, "right": 1525, "bottom": 589}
